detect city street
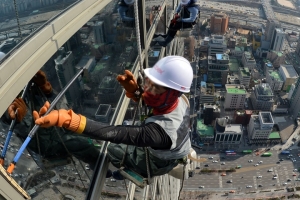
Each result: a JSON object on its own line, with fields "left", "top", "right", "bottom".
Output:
{"left": 184, "top": 149, "right": 300, "bottom": 193}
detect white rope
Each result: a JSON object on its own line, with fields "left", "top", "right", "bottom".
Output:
{"left": 134, "top": 0, "right": 144, "bottom": 76}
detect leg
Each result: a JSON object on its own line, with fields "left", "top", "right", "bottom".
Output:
{"left": 107, "top": 143, "right": 178, "bottom": 177}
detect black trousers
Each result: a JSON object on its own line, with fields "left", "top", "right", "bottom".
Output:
{"left": 167, "top": 21, "right": 195, "bottom": 37}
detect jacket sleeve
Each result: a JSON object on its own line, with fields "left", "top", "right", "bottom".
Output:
{"left": 181, "top": 7, "right": 198, "bottom": 23}
{"left": 82, "top": 119, "right": 172, "bottom": 149}
{"left": 118, "top": 6, "right": 134, "bottom": 22}
{"left": 175, "top": 5, "right": 181, "bottom": 14}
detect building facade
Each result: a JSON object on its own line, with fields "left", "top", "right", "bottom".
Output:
{"left": 224, "top": 84, "right": 246, "bottom": 110}
{"left": 210, "top": 13, "right": 229, "bottom": 34}
{"left": 207, "top": 53, "right": 229, "bottom": 85}
{"left": 93, "top": 21, "right": 105, "bottom": 44}
{"left": 239, "top": 67, "right": 251, "bottom": 87}
{"left": 279, "top": 65, "right": 299, "bottom": 91}
{"left": 250, "top": 83, "right": 274, "bottom": 111}
{"left": 214, "top": 118, "right": 243, "bottom": 149}
{"left": 270, "top": 28, "right": 285, "bottom": 51}
{"left": 289, "top": 78, "right": 300, "bottom": 119}
{"left": 242, "top": 52, "right": 256, "bottom": 70}
{"left": 247, "top": 112, "right": 274, "bottom": 144}
{"left": 208, "top": 35, "right": 227, "bottom": 56}
{"left": 266, "top": 70, "right": 284, "bottom": 91}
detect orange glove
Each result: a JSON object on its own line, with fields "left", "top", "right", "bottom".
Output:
{"left": 32, "top": 70, "right": 53, "bottom": 95}
{"left": 116, "top": 70, "right": 139, "bottom": 93}
{"left": 7, "top": 98, "right": 27, "bottom": 122}
{"left": 125, "top": 91, "right": 139, "bottom": 102}
{"left": 117, "top": 70, "right": 141, "bottom": 101}
{"left": 33, "top": 102, "right": 86, "bottom": 133}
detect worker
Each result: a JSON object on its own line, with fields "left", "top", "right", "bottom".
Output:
{"left": 152, "top": 0, "right": 200, "bottom": 47}
{"left": 33, "top": 56, "right": 193, "bottom": 180}
{"left": 118, "top": 0, "right": 135, "bottom": 27}
{"left": 1, "top": 70, "right": 99, "bottom": 168}
{"left": 118, "top": 0, "right": 151, "bottom": 30}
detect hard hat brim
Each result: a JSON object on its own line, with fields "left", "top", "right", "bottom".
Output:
{"left": 144, "top": 68, "right": 170, "bottom": 88}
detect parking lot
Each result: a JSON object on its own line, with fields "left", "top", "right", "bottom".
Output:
{"left": 184, "top": 149, "right": 300, "bottom": 192}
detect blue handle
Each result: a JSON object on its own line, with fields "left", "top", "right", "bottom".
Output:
{"left": 13, "top": 137, "right": 31, "bottom": 163}
{"left": 1, "top": 130, "right": 13, "bottom": 158}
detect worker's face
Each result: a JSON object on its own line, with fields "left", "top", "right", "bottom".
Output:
{"left": 144, "top": 77, "right": 167, "bottom": 95}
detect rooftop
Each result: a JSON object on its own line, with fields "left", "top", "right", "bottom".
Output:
{"left": 269, "top": 131, "right": 281, "bottom": 139}
{"left": 269, "top": 70, "right": 283, "bottom": 81}
{"left": 271, "top": 50, "right": 283, "bottom": 57}
{"left": 226, "top": 85, "right": 246, "bottom": 94}
{"left": 240, "top": 67, "right": 250, "bottom": 77}
{"left": 229, "top": 58, "right": 240, "bottom": 72}
{"left": 197, "top": 120, "right": 214, "bottom": 136}
{"left": 216, "top": 53, "right": 229, "bottom": 60}
{"left": 280, "top": 65, "right": 298, "bottom": 78}
{"left": 235, "top": 46, "right": 244, "bottom": 52}
{"left": 225, "top": 124, "right": 242, "bottom": 133}
{"left": 260, "top": 112, "right": 274, "bottom": 124}
{"left": 256, "top": 83, "right": 273, "bottom": 96}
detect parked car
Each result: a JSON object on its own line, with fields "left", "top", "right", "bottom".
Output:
{"left": 246, "top": 185, "right": 252, "bottom": 188}
{"left": 199, "top": 185, "right": 205, "bottom": 188}
{"left": 221, "top": 173, "right": 226, "bottom": 176}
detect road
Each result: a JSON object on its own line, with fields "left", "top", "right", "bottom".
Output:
{"left": 184, "top": 149, "right": 300, "bottom": 192}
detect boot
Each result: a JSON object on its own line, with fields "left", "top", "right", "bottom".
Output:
{"left": 158, "top": 36, "right": 174, "bottom": 47}
{"left": 153, "top": 33, "right": 168, "bottom": 39}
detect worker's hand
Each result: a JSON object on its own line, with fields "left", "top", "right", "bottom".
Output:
{"left": 7, "top": 98, "right": 27, "bottom": 122}
{"left": 32, "top": 70, "right": 47, "bottom": 86}
{"left": 34, "top": 108, "right": 85, "bottom": 133}
{"left": 32, "top": 70, "right": 53, "bottom": 94}
{"left": 116, "top": 70, "right": 139, "bottom": 93}
{"left": 125, "top": 91, "right": 139, "bottom": 102}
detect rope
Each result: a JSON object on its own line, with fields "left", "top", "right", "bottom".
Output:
{"left": 134, "top": 0, "right": 145, "bottom": 76}
{"left": 178, "top": 162, "right": 187, "bottom": 200}
{"left": 13, "top": 0, "right": 22, "bottom": 40}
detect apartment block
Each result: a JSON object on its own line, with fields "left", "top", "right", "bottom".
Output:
{"left": 224, "top": 84, "right": 246, "bottom": 110}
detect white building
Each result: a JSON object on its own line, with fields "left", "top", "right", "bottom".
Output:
{"left": 279, "top": 64, "right": 298, "bottom": 91}
{"left": 215, "top": 118, "right": 243, "bottom": 147}
{"left": 242, "top": 52, "right": 256, "bottom": 70}
{"left": 270, "top": 28, "right": 285, "bottom": 51}
{"left": 239, "top": 67, "right": 251, "bottom": 87}
{"left": 224, "top": 84, "right": 246, "bottom": 109}
{"left": 208, "top": 35, "right": 227, "bottom": 56}
{"left": 248, "top": 112, "right": 274, "bottom": 140}
{"left": 266, "top": 70, "right": 284, "bottom": 91}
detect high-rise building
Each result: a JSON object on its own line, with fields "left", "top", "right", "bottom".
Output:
{"left": 265, "top": 19, "right": 281, "bottom": 42}
{"left": 296, "top": 37, "right": 300, "bottom": 57}
{"left": 247, "top": 112, "right": 274, "bottom": 143}
{"left": 241, "top": 52, "right": 256, "bottom": 70}
{"left": 238, "top": 67, "right": 251, "bottom": 87}
{"left": 278, "top": 64, "right": 298, "bottom": 91}
{"left": 210, "top": 13, "right": 229, "bottom": 34}
{"left": 207, "top": 53, "right": 229, "bottom": 85}
{"left": 93, "top": 21, "right": 105, "bottom": 43}
{"left": 289, "top": 78, "right": 300, "bottom": 119}
{"left": 224, "top": 84, "right": 246, "bottom": 110}
{"left": 266, "top": 70, "right": 284, "bottom": 91}
{"left": 270, "top": 28, "right": 285, "bottom": 51}
{"left": 54, "top": 47, "right": 81, "bottom": 107}
{"left": 250, "top": 83, "right": 274, "bottom": 111}
{"left": 208, "top": 35, "right": 227, "bottom": 56}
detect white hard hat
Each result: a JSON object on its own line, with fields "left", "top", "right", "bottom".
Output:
{"left": 124, "top": 0, "right": 134, "bottom": 5}
{"left": 180, "top": 0, "right": 190, "bottom": 5}
{"left": 144, "top": 56, "right": 193, "bottom": 93}
{"left": 0, "top": 52, "right": 5, "bottom": 61}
